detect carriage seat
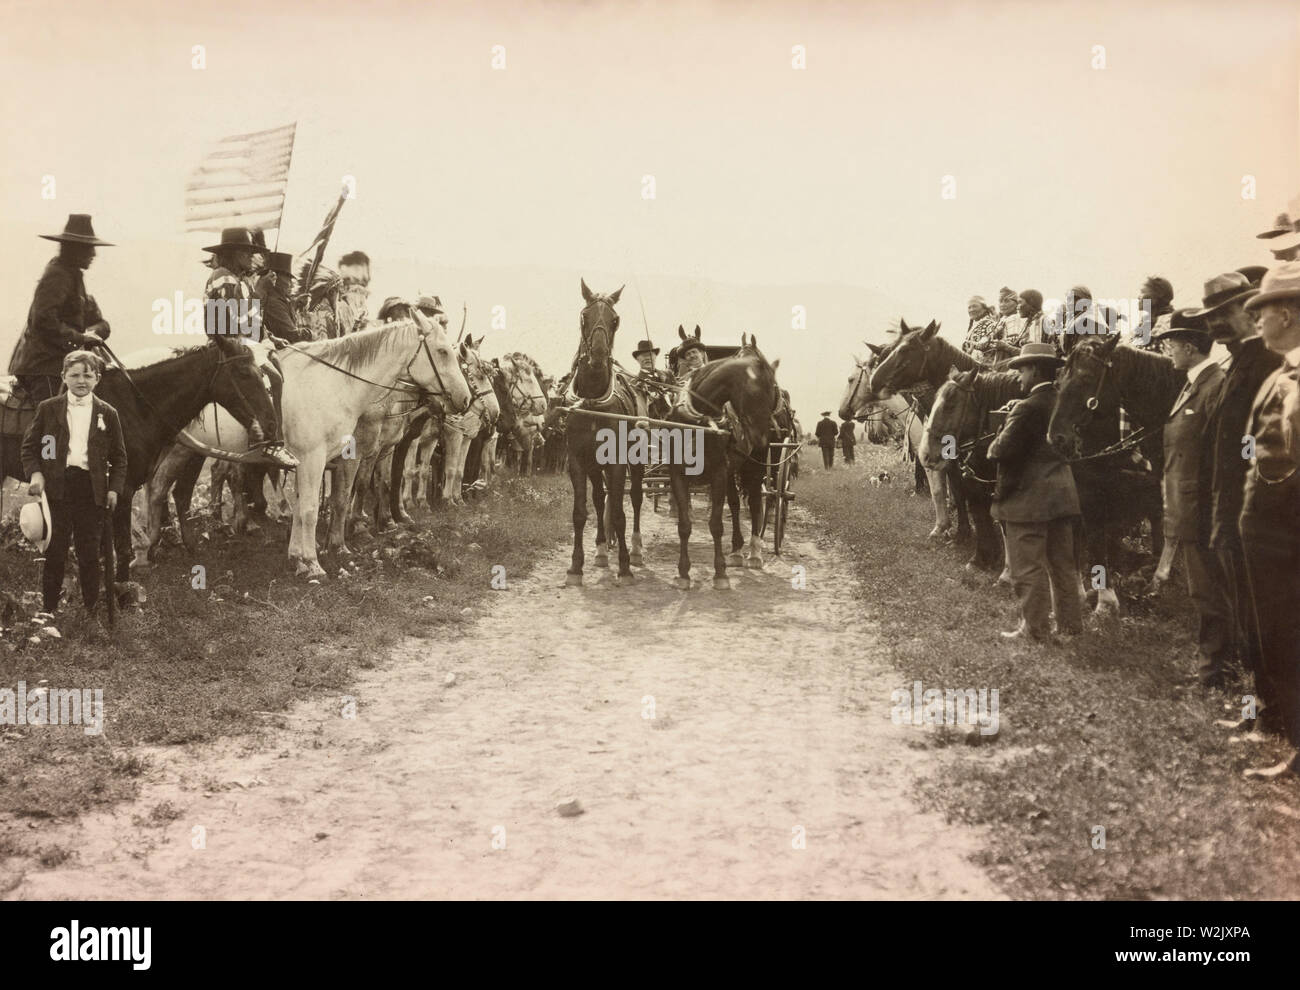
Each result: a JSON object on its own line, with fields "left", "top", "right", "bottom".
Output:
{"left": 0, "top": 377, "right": 37, "bottom": 440}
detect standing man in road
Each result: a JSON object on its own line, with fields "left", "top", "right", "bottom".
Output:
{"left": 838, "top": 416, "right": 857, "bottom": 464}
{"left": 815, "top": 412, "right": 838, "bottom": 469}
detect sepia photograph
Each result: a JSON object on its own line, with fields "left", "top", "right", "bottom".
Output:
{"left": 0, "top": 0, "right": 1297, "bottom": 967}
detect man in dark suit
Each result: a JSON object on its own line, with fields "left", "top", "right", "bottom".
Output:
{"left": 838, "top": 417, "right": 857, "bottom": 464}
{"left": 21, "top": 350, "right": 127, "bottom": 617}
{"left": 1196, "top": 272, "right": 1284, "bottom": 724}
{"left": 7, "top": 214, "right": 113, "bottom": 404}
{"left": 990, "top": 343, "right": 1082, "bottom": 642}
{"left": 815, "top": 413, "right": 838, "bottom": 468}
{"left": 1153, "top": 310, "right": 1233, "bottom": 687}
{"left": 1238, "top": 263, "right": 1300, "bottom": 779}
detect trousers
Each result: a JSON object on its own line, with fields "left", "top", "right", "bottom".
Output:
{"left": 1004, "top": 517, "right": 1082, "bottom": 638}
{"left": 42, "top": 467, "right": 104, "bottom": 613}
{"left": 1177, "top": 539, "right": 1235, "bottom": 686}
{"left": 820, "top": 445, "right": 834, "bottom": 469}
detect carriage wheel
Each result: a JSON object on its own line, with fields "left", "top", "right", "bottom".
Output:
{"left": 772, "top": 455, "right": 792, "bottom": 555}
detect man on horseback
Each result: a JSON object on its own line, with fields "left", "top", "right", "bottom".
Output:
{"left": 8, "top": 215, "right": 114, "bottom": 405}
{"left": 202, "top": 227, "right": 299, "bottom": 469}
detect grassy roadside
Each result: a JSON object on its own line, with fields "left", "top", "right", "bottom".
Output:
{"left": 0, "top": 473, "right": 570, "bottom": 873}
{"left": 800, "top": 444, "right": 1300, "bottom": 900}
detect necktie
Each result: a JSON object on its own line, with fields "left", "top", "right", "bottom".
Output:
{"left": 1173, "top": 380, "right": 1192, "bottom": 411}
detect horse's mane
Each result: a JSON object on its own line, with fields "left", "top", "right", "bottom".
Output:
{"left": 925, "top": 335, "right": 978, "bottom": 379}
{"left": 108, "top": 343, "right": 216, "bottom": 378}
{"left": 293, "top": 318, "right": 416, "bottom": 374}
{"left": 503, "top": 352, "right": 542, "bottom": 378}
{"left": 972, "top": 370, "right": 1022, "bottom": 408}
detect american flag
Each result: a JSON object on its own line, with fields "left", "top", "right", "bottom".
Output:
{"left": 184, "top": 122, "right": 296, "bottom": 234}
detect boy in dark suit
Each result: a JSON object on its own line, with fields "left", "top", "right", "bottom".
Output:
{"left": 20, "top": 349, "right": 127, "bottom": 616}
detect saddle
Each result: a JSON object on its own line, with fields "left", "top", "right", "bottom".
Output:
{"left": 0, "top": 379, "right": 36, "bottom": 441}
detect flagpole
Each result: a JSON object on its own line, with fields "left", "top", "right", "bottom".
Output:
{"left": 273, "top": 122, "right": 297, "bottom": 252}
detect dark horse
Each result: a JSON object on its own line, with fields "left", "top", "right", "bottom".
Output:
{"left": 1047, "top": 330, "right": 1180, "bottom": 569}
{"left": 564, "top": 279, "right": 637, "bottom": 586}
{"left": 918, "top": 367, "right": 1021, "bottom": 571}
{"left": 1, "top": 339, "right": 278, "bottom": 589}
{"left": 666, "top": 335, "right": 780, "bottom": 590}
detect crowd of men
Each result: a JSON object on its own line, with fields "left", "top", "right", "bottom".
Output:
{"left": 953, "top": 213, "right": 1300, "bottom": 781}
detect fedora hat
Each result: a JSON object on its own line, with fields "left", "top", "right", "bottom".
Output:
{"left": 414, "top": 295, "right": 445, "bottom": 317}
{"left": 265, "top": 251, "right": 294, "bottom": 277}
{"left": 203, "top": 227, "right": 258, "bottom": 254}
{"left": 19, "top": 491, "right": 52, "bottom": 553}
{"left": 632, "top": 339, "right": 659, "bottom": 357}
{"left": 1153, "top": 307, "right": 1211, "bottom": 344}
{"left": 1267, "top": 230, "right": 1300, "bottom": 257}
{"left": 1188, "top": 271, "right": 1257, "bottom": 318}
{"left": 1244, "top": 261, "right": 1300, "bottom": 311}
{"left": 1008, "top": 342, "right": 1064, "bottom": 369}
{"left": 1255, "top": 213, "right": 1298, "bottom": 240}
{"left": 40, "top": 213, "right": 113, "bottom": 246}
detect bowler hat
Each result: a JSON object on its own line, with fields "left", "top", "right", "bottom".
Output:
{"left": 1153, "top": 308, "right": 1211, "bottom": 345}
{"left": 1244, "top": 261, "right": 1300, "bottom": 311}
{"left": 203, "top": 227, "right": 258, "bottom": 254}
{"left": 632, "top": 339, "right": 659, "bottom": 358}
{"left": 40, "top": 214, "right": 113, "bottom": 246}
{"left": 1188, "top": 271, "right": 1258, "bottom": 318}
{"left": 19, "top": 491, "right": 52, "bottom": 553}
{"left": 1008, "top": 342, "right": 1064, "bottom": 369}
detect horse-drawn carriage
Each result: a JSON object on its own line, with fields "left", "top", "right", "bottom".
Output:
{"left": 633, "top": 342, "right": 800, "bottom": 555}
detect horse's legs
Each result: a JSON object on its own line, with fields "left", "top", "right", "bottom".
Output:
{"left": 745, "top": 463, "right": 765, "bottom": 569}
{"left": 926, "top": 466, "right": 950, "bottom": 538}
{"left": 709, "top": 463, "right": 729, "bottom": 589}
{"left": 566, "top": 453, "right": 587, "bottom": 586}
{"left": 629, "top": 466, "right": 645, "bottom": 566}
{"left": 950, "top": 463, "right": 972, "bottom": 543}
{"left": 726, "top": 470, "right": 744, "bottom": 565}
{"left": 170, "top": 450, "right": 205, "bottom": 552}
{"left": 113, "top": 487, "right": 133, "bottom": 585}
{"left": 327, "top": 454, "right": 362, "bottom": 556}
{"left": 608, "top": 466, "right": 632, "bottom": 578}
{"left": 292, "top": 448, "right": 328, "bottom": 579}
{"left": 592, "top": 469, "right": 608, "bottom": 568}
{"left": 670, "top": 467, "right": 692, "bottom": 589}
{"left": 139, "top": 446, "right": 182, "bottom": 568}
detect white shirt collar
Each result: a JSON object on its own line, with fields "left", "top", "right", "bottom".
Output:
{"left": 66, "top": 393, "right": 92, "bottom": 407}
{"left": 1286, "top": 345, "right": 1300, "bottom": 370}
{"left": 1029, "top": 381, "right": 1054, "bottom": 394}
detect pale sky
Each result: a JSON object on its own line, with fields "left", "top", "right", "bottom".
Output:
{"left": 2, "top": 0, "right": 1297, "bottom": 416}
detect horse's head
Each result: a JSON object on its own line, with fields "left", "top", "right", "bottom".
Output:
{"left": 459, "top": 333, "right": 500, "bottom": 423}
{"left": 1047, "top": 330, "right": 1118, "bottom": 456}
{"left": 501, "top": 353, "right": 548, "bottom": 416}
{"left": 203, "top": 338, "right": 281, "bottom": 443}
{"left": 700, "top": 334, "right": 780, "bottom": 455}
{"left": 869, "top": 318, "right": 940, "bottom": 396}
{"left": 410, "top": 309, "right": 473, "bottom": 413}
{"left": 919, "top": 366, "right": 979, "bottom": 469}
{"left": 574, "top": 278, "right": 623, "bottom": 398}
{"left": 840, "top": 339, "right": 893, "bottom": 420}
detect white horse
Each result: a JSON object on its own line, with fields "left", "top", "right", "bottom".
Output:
{"left": 497, "top": 353, "right": 547, "bottom": 474}
{"left": 436, "top": 335, "right": 500, "bottom": 505}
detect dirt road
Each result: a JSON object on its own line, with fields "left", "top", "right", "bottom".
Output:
{"left": 10, "top": 502, "right": 1001, "bottom": 899}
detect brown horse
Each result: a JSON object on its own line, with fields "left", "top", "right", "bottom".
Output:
{"left": 563, "top": 280, "right": 638, "bottom": 585}
{"left": 666, "top": 335, "right": 781, "bottom": 590}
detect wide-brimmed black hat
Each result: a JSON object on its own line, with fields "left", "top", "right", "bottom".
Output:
{"left": 40, "top": 214, "right": 113, "bottom": 246}
{"left": 678, "top": 335, "right": 707, "bottom": 357}
{"left": 1152, "top": 308, "right": 1211, "bottom": 345}
{"left": 1235, "top": 265, "right": 1269, "bottom": 288}
{"left": 632, "top": 339, "right": 659, "bottom": 357}
{"left": 203, "top": 227, "right": 258, "bottom": 254}
{"left": 1187, "top": 271, "right": 1257, "bottom": 318}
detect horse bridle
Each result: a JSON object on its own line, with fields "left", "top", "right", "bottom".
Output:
{"left": 503, "top": 358, "right": 545, "bottom": 413}
{"left": 1066, "top": 341, "right": 1112, "bottom": 412}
